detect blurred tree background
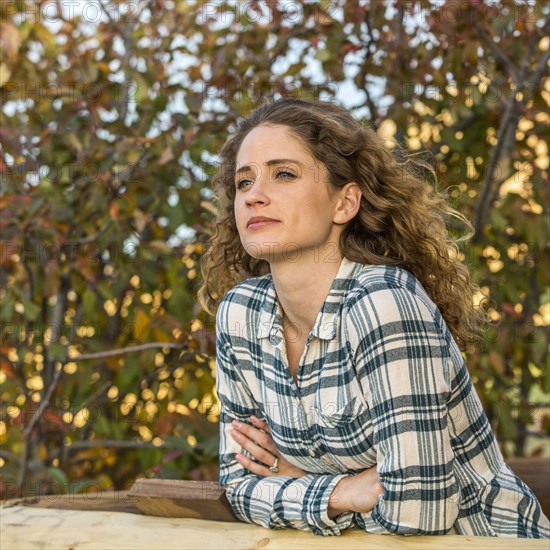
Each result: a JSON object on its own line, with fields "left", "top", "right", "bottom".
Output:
{"left": 0, "top": 0, "right": 548, "bottom": 499}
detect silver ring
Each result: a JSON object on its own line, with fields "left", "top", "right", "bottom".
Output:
{"left": 268, "top": 457, "right": 279, "bottom": 474}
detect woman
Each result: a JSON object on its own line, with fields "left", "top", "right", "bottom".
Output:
{"left": 198, "top": 98, "right": 549, "bottom": 538}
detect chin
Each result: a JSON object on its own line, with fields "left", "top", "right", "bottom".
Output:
{"left": 241, "top": 241, "right": 284, "bottom": 262}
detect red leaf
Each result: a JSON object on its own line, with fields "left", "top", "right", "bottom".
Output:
{"left": 154, "top": 412, "right": 179, "bottom": 436}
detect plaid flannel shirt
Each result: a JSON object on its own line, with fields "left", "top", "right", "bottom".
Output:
{"left": 216, "top": 257, "right": 550, "bottom": 538}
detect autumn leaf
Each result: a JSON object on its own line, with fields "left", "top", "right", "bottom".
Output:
{"left": 158, "top": 147, "right": 174, "bottom": 166}
{"left": 0, "top": 21, "right": 21, "bottom": 60}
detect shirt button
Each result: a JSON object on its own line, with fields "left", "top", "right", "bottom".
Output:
{"left": 308, "top": 449, "right": 316, "bottom": 458}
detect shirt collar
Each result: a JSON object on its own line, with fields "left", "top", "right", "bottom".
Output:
{"left": 256, "top": 257, "right": 362, "bottom": 344}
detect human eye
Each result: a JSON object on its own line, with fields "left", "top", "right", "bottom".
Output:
{"left": 235, "top": 177, "right": 254, "bottom": 190}
{"left": 274, "top": 168, "right": 297, "bottom": 180}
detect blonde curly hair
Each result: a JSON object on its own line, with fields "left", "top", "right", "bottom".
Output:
{"left": 198, "top": 98, "right": 486, "bottom": 349}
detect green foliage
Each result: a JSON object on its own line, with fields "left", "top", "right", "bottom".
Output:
{"left": 1, "top": 0, "right": 548, "bottom": 497}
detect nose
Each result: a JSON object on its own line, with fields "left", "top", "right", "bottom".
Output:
{"left": 244, "top": 172, "right": 270, "bottom": 207}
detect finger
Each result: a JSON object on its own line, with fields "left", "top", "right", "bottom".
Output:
{"left": 232, "top": 420, "right": 278, "bottom": 455}
{"left": 235, "top": 453, "right": 274, "bottom": 477}
{"left": 250, "top": 416, "right": 271, "bottom": 433}
{"left": 231, "top": 429, "right": 277, "bottom": 467}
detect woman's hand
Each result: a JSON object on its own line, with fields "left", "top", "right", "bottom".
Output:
{"left": 327, "top": 466, "right": 384, "bottom": 518}
{"left": 231, "top": 416, "right": 306, "bottom": 477}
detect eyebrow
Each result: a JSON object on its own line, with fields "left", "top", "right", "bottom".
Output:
{"left": 235, "top": 158, "right": 303, "bottom": 176}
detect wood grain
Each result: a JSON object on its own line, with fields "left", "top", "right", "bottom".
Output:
{"left": 4, "top": 491, "right": 142, "bottom": 514}
{"left": 2, "top": 505, "right": 549, "bottom": 550}
{"left": 127, "top": 479, "right": 237, "bottom": 522}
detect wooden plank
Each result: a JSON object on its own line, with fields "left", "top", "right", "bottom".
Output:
{"left": 3, "top": 491, "right": 142, "bottom": 515}
{"left": 127, "top": 479, "right": 237, "bottom": 522}
{"left": 125, "top": 459, "right": 550, "bottom": 523}
{"left": 1, "top": 505, "right": 548, "bottom": 550}
{"left": 4, "top": 458, "right": 547, "bottom": 523}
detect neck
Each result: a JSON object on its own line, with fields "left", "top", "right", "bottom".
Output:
{"left": 270, "top": 248, "right": 343, "bottom": 334}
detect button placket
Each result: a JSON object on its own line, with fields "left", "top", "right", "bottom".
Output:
{"left": 294, "top": 397, "right": 320, "bottom": 460}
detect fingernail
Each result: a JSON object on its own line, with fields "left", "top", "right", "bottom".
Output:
{"left": 250, "top": 416, "right": 257, "bottom": 422}
{"left": 231, "top": 430, "right": 241, "bottom": 439}
{"left": 232, "top": 420, "right": 241, "bottom": 427}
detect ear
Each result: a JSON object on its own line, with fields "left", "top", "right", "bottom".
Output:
{"left": 333, "top": 182, "right": 362, "bottom": 225}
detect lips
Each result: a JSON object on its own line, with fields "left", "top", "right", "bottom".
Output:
{"left": 247, "top": 217, "right": 280, "bottom": 229}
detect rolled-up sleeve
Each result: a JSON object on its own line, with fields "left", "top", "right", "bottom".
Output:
{"left": 216, "top": 334, "right": 354, "bottom": 536}
{"left": 345, "top": 285, "right": 460, "bottom": 535}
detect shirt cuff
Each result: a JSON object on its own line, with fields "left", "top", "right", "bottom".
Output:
{"left": 305, "top": 473, "right": 354, "bottom": 536}
{"left": 355, "top": 509, "right": 392, "bottom": 534}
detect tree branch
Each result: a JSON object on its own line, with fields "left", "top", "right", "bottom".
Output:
{"left": 67, "top": 222, "right": 113, "bottom": 245}
{"left": 0, "top": 449, "right": 22, "bottom": 465}
{"left": 475, "top": 20, "right": 520, "bottom": 86}
{"left": 64, "top": 439, "right": 166, "bottom": 451}
{"left": 74, "top": 342, "right": 185, "bottom": 362}
{"left": 472, "top": 92, "right": 521, "bottom": 242}
{"left": 357, "top": 9, "right": 381, "bottom": 126}
{"left": 17, "top": 363, "right": 64, "bottom": 490}
{"left": 20, "top": 235, "right": 35, "bottom": 300}
{"left": 472, "top": 29, "right": 547, "bottom": 242}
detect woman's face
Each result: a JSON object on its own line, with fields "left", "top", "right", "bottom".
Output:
{"left": 233, "top": 124, "right": 344, "bottom": 264}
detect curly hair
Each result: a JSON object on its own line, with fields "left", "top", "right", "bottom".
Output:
{"left": 198, "top": 98, "right": 486, "bottom": 349}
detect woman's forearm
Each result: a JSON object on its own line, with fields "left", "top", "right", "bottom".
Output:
{"left": 327, "top": 467, "right": 384, "bottom": 519}
{"left": 327, "top": 476, "right": 353, "bottom": 518}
